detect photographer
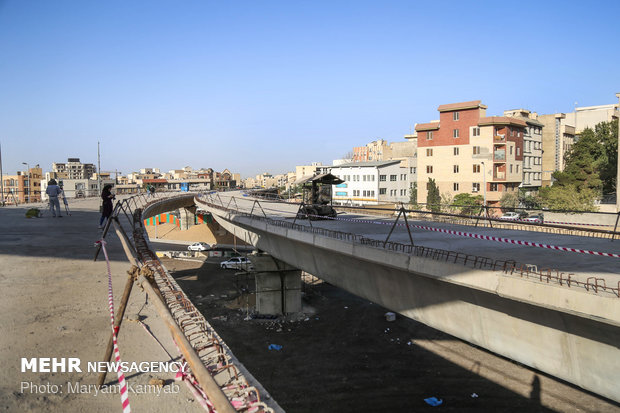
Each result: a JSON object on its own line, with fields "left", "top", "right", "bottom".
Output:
{"left": 99, "top": 184, "right": 116, "bottom": 229}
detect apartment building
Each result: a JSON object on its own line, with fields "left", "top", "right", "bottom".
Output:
{"left": 1, "top": 166, "right": 43, "bottom": 204}
{"left": 352, "top": 140, "right": 390, "bottom": 162}
{"left": 330, "top": 160, "right": 410, "bottom": 206}
{"left": 504, "top": 109, "right": 543, "bottom": 189}
{"left": 52, "top": 158, "right": 96, "bottom": 179}
{"left": 415, "top": 100, "right": 525, "bottom": 206}
{"left": 295, "top": 163, "right": 329, "bottom": 181}
{"left": 538, "top": 113, "right": 575, "bottom": 186}
{"left": 564, "top": 103, "right": 619, "bottom": 135}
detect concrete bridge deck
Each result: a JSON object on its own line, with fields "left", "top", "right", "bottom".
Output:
{"left": 197, "top": 191, "right": 620, "bottom": 403}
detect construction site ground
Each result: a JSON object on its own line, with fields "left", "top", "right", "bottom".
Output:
{"left": 0, "top": 200, "right": 204, "bottom": 413}
{"left": 165, "top": 256, "right": 620, "bottom": 413}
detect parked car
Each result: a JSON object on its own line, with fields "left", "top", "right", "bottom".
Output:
{"left": 523, "top": 213, "right": 544, "bottom": 223}
{"left": 188, "top": 242, "right": 210, "bottom": 251}
{"left": 499, "top": 211, "right": 521, "bottom": 220}
{"left": 220, "top": 257, "right": 254, "bottom": 270}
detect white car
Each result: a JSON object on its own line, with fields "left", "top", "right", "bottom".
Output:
{"left": 523, "top": 213, "right": 544, "bottom": 223}
{"left": 188, "top": 242, "right": 210, "bottom": 251}
{"left": 499, "top": 212, "right": 521, "bottom": 220}
{"left": 220, "top": 257, "right": 254, "bottom": 270}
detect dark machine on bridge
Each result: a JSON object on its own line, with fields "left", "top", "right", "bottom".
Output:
{"left": 295, "top": 173, "right": 344, "bottom": 220}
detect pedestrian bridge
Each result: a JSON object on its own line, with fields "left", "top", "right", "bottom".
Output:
{"left": 145, "top": 191, "right": 620, "bottom": 403}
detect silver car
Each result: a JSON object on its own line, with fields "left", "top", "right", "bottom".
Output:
{"left": 220, "top": 257, "right": 254, "bottom": 270}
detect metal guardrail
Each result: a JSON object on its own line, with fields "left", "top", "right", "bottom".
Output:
{"left": 198, "top": 192, "right": 620, "bottom": 298}
{"left": 96, "top": 191, "right": 275, "bottom": 413}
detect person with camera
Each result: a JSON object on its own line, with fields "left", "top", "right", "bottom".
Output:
{"left": 99, "top": 184, "right": 116, "bottom": 229}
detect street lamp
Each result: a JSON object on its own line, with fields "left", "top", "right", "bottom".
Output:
{"left": 22, "top": 162, "right": 30, "bottom": 203}
{"left": 481, "top": 161, "right": 487, "bottom": 207}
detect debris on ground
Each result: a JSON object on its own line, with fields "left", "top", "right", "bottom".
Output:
{"left": 424, "top": 397, "right": 443, "bottom": 406}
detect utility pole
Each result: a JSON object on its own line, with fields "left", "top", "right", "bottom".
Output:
{"left": 97, "top": 141, "right": 101, "bottom": 198}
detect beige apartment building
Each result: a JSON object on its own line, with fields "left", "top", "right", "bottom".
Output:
{"left": 564, "top": 103, "right": 619, "bottom": 134}
{"left": 415, "top": 101, "right": 525, "bottom": 207}
{"left": 538, "top": 113, "right": 575, "bottom": 186}
{"left": 1, "top": 166, "right": 43, "bottom": 204}
{"left": 52, "top": 158, "right": 96, "bottom": 180}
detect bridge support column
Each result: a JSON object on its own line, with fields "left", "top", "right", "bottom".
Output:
{"left": 179, "top": 207, "right": 196, "bottom": 230}
{"left": 251, "top": 255, "right": 301, "bottom": 315}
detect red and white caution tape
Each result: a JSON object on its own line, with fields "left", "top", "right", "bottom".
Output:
{"left": 302, "top": 214, "right": 620, "bottom": 259}
{"left": 97, "top": 240, "right": 131, "bottom": 413}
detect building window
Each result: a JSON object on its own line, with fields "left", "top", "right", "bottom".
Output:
{"left": 473, "top": 146, "right": 481, "bottom": 155}
{"left": 510, "top": 164, "right": 513, "bottom": 173}
{"left": 379, "top": 188, "right": 386, "bottom": 195}
{"left": 426, "top": 148, "right": 433, "bottom": 156}
{"left": 453, "top": 165, "right": 459, "bottom": 173}
{"left": 426, "top": 166, "right": 433, "bottom": 173}
{"left": 427, "top": 131, "right": 433, "bottom": 140}
{"left": 400, "top": 174, "right": 407, "bottom": 180}
{"left": 453, "top": 183, "right": 459, "bottom": 191}
{"left": 472, "top": 127, "right": 480, "bottom": 136}
{"left": 390, "top": 175, "right": 397, "bottom": 181}
{"left": 453, "top": 129, "right": 460, "bottom": 138}
{"left": 517, "top": 147, "right": 520, "bottom": 156}
{"left": 473, "top": 164, "right": 480, "bottom": 173}
{"left": 472, "top": 183, "right": 480, "bottom": 192}
{"left": 516, "top": 165, "right": 519, "bottom": 173}
{"left": 510, "top": 146, "right": 513, "bottom": 155}
{"left": 379, "top": 175, "right": 386, "bottom": 182}
{"left": 490, "top": 183, "right": 498, "bottom": 191}
{"left": 454, "top": 147, "right": 459, "bottom": 156}
{"left": 453, "top": 111, "right": 460, "bottom": 121}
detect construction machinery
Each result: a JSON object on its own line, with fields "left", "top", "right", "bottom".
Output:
{"left": 295, "top": 173, "right": 344, "bottom": 220}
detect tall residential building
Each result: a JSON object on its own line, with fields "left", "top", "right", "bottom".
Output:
{"left": 415, "top": 100, "right": 525, "bottom": 207}
{"left": 538, "top": 113, "right": 576, "bottom": 186}
{"left": 504, "top": 109, "right": 544, "bottom": 189}
{"left": 52, "top": 158, "right": 96, "bottom": 180}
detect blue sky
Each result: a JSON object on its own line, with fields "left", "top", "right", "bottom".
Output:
{"left": 0, "top": 0, "right": 618, "bottom": 178}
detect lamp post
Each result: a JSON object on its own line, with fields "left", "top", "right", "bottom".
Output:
{"left": 481, "top": 161, "right": 487, "bottom": 207}
{"left": 22, "top": 162, "right": 30, "bottom": 203}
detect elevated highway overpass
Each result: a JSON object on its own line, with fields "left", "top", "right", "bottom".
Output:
{"left": 191, "top": 191, "right": 620, "bottom": 403}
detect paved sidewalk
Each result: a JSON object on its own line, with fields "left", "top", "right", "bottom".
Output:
{"left": 0, "top": 200, "right": 202, "bottom": 412}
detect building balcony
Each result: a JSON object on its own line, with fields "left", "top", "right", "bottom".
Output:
{"left": 494, "top": 172, "right": 505, "bottom": 180}
{"left": 494, "top": 150, "right": 506, "bottom": 161}
{"left": 494, "top": 134, "right": 506, "bottom": 142}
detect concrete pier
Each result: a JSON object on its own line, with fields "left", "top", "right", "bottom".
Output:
{"left": 251, "top": 255, "right": 302, "bottom": 315}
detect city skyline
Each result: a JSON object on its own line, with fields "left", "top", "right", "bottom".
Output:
{"left": 1, "top": 1, "right": 619, "bottom": 178}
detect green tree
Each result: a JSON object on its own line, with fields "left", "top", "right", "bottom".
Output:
{"left": 409, "top": 182, "right": 418, "bottom": 208}
{"left": 596, "top": 119, "right": 618, "bottom": 194}
{"left": 499, "top": 192, "right": 518, "bottom": 212}
{"left": 551, "top": 127, "right": 603, "bottom": 192}
{"left": 540, "top": 119, "right": 617, "bottom": 210}
{"left": 440, "top": 192, "right": 454, "bottom": 213}
{"left": 538, "top": 185, "right": 598, "bottom": 212}
{"left": 426, "top": 178, "right": 441, "bottom": 212}
{"left": 452, "top": 193, "right": 483, "bottom": 216}
{"left": 518, "top": 188, "right": 542, "bottom": 210}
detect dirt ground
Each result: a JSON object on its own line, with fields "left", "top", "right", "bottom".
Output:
{"left": 163, "top": 256, "right": 620, "bottom": 413}
{"left": 0, "top": 200, "right": 205, "bottom": 413}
